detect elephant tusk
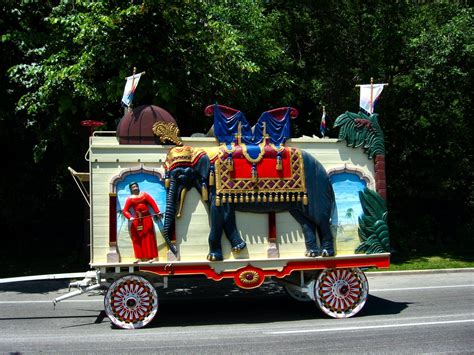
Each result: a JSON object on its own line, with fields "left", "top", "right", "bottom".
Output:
{"left": 201, "top": 183, "right": 208, "bottom": 201}
{"left": 176, "top": 188, "right": 187, "bottom": 218}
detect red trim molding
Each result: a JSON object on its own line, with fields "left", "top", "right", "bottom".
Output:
{"left": 140, "top": 254, "right": 390, "bottom": 289}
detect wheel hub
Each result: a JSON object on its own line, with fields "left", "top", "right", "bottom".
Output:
{"left": 333, "top": 280, "right": 350, "bottom": 298}
{"left": 125, "top": 295, "right": 139, "bottom": 309}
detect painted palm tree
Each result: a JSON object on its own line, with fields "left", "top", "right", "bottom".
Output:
{"left": 334, "top": 111, "right": 387, "bottom": 200}
{"left": 356, "top": 187, "right": 390, "bottom": 253}
{"left": 345, "top": 207, "right": 356, "bottom": 225}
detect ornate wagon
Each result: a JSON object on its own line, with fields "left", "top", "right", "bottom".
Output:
{"left": 57, "top": 103, "right": 390, "bottom": 329}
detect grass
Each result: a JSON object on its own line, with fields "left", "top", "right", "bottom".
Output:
{"left": 369, "top": 251, "right": 474, "bottom": 272}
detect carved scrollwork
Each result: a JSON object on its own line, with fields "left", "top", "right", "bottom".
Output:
{"left": 152, "top": 121, "right": 183, "bottom": 146}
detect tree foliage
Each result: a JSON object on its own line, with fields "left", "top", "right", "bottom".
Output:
{"left": 1, "top": 0, "right": 472, "bottom": 266}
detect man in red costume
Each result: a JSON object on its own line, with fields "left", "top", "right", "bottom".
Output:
{"left": 122, "top": 182, "right": 161, "bottom": 262}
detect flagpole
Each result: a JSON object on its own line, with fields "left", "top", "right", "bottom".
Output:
{"left": 370, "top": 77, "right": 374, "bottom": 114}
{"left": 321, "top": 105, "right": 326, "bottom": 138}
{"left": 323, "top": 105, "right": 326, "bottom": 138}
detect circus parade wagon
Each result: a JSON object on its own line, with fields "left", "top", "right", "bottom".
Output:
{"left": 58, "top": 102, "right": 391, "bottom": 329}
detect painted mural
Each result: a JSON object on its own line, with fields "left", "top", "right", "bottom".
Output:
{"left": 330, "top": 172, "right": 366, "bottom": 254}
{"left": 115, "top": 173, "right": 167, "bottom": 261}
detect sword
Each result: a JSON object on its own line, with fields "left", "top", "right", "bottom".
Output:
{"left": 153, "top": 213, "right": 177, "bottom": 255}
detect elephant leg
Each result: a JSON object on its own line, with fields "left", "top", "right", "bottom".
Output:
{"left": 222, "top": 206, "right": 246, "bottom": 252}
{"left": 208, "top": 203, "right": 225, "bottom": 261}
{"left": 290, "top": 210, "right": 320, "bottom": 257}
{"left": 317, "top": 221, "right": 335, "bottom": 257}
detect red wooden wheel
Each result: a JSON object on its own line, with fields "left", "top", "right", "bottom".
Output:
{"left": 314, "top": 268, "right": 368, "bottom": 318}
{"left": 104, "top": 275, "right": 158, "bottom": 329}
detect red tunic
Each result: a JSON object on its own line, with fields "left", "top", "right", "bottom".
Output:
{"left": 122, "top": 192, "right": 160, "bottom": 259}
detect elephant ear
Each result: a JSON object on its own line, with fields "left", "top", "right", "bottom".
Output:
{"left": 193, "top": 152, "right": 211, "bottom": 181}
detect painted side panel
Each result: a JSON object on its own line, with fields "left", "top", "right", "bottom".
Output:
{"left": 89, "top": 136, "right": 375, "bottom": 265}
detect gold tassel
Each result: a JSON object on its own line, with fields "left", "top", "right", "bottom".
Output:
{"left": 216, "top": 195, "right": 221, "bottom": 206}
{"left": 257, "top": 194, "right": 262, "bottom": 203}
{"left": 201, "top": 184, "right": 208, "bottom": 201}
{"left": 239, "top": 194, "right": 244, "bottom": 203}
{"left": 268, "top": 194, "right": 273, "bottom": 203}
{"left": 303, "top": 193, "right": 308, "bottom": 205}
{"left": 291, "top": 193, "right": 295, "bottom": 202}
{"left": 276, "top": 156, "right": 282, "bottom": 171}
{"left": 251, "top": 167, "right": 258, "bottom": 182}
{"left": 297, "top": 193, "right": 302, "bottom": 202}
{"left": 245, "top": 194, "right": 250, "bottom": 203}
{"left": 165, "top": 178, "right": 170, "bottom": 189}
{"left": 209, "top": 170, "right": 215, "bottom": 186}
{"left": 250, "top": 194, "right": 255, "bottom": 203}
{"left": 274, "top": 194, "right": 279, "bottom": 203}
{"left": 233, "top": 194, "right": 238, "bottom": 204}
{"left": 285, "top": 193, "right": 290, "bottom": 202}
{"left": 262, "top": 194, "right": 267, "bottom": 203}
{"left": 222, "top": 195, "right": 227, "bottom": 204}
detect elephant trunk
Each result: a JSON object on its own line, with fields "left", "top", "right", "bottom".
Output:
{"left": 163, "top": 179, "right": 179, "bottom": 255}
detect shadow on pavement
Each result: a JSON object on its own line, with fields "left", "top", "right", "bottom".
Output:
{"left": 0, "top": 277, "right": 410, "bottom": 328}
{"left": 0, "top": 280, "right": 71, "bottom": 294}
{"left": 359, "top": 294, "right": 411, "bottom": 316}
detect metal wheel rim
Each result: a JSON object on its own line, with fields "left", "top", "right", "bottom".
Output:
{"left": 283, "top": 284, "right": 313, "bottom": 302}
{"left": 104, "top": 275, "right": 158, "bottom": 329}
{"left": 314, "top": 268, "right": 368, "bottom": 318}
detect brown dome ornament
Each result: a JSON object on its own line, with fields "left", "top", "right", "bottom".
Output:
{"left": 116, "top": 105, "right": 182, "bottom": 145}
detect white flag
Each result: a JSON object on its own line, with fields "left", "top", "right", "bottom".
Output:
{"left": 121, "top": 73, "right": 142, "bottom": 107}
{"left": 359, "top": 84, "right": 384, "bottom": 114}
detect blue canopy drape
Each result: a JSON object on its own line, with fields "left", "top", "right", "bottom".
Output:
{"left": 213, "top": 104, "right": 292, "bottom": 146}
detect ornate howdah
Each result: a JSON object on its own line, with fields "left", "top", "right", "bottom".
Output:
{"left": 213, "top": 143, "right": 307, "bottom": 206}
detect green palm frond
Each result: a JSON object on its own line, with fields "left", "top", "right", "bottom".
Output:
{"left": 359, "top": 188, "right": 387, "bottom": 220}
{"left": 334, "top": 111, "right": 385, "bottom": 159}
{"left": 355, "top": 188, "right": 390, "bottom": 254}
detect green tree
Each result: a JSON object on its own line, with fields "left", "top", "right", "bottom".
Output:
{"left": 384, "top": 5, "right": 473, "bottom": 250}
{"left": 1, "top": 1, "right": 472, "bottom": 274}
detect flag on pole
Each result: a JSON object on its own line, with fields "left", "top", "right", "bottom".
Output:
{"left": 359, "top": 83, "right": 384, "bottom": 114}
{"left": 320, "top": 106, "right": 327, "bottom": 137}
{"left": 121, "top": 72, "right": 143, "bottom": 107}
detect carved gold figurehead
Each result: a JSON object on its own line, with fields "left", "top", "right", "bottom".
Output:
{"left": 152, "top": 121, "right": 183, "bottom": 146}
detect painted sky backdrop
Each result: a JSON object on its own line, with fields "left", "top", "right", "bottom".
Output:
{"left": 330, "top": 173, "right": 366, "bottom": 225}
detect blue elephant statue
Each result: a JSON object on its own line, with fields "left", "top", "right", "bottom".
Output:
{"left": 162, "top": 145, "right": 336, "bottom": 261}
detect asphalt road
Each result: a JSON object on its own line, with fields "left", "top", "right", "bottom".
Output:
{"left": 0, "top": 270, "right": 473, "bottom": 354}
